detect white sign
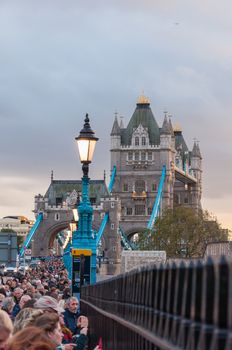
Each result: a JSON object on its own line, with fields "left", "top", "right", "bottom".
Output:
{"left": 25, "top": 249, "right": 31, "bottom": 256}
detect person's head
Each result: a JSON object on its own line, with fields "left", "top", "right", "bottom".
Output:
{"left": 19, "top": 294, "right": 31, "bottom": 309}
{"left": 3, "top": 285, "right": 9, "bottom": 294}
{"left": 11, "top": 280, "right": 17, "bottom": 289}
{"left": 0, "top": 310, "right": 13, "bottom": 350}
{"left": 13, "top": 288, "right": 23, "bottom": 301}
{"left": 34, "top": 313, "right": 63, "bottom": 347}
{"left": 66, "top": 296, "right": 79, "bottom": 313}
{"left": 13, "top": 308, "right": 44, "bottom": 334}
{"left": 0, "top": 288, "right": 6, "bottom": 297}
{"left": 22, "top": 298, "right": 37, "bottom": 309}
{"left": 1, "top": 297, "right": 15, "bottom": 314}
{"left": 7, "top": 326, "right": 54, "bottom": 350}
{"left": 34, "top": 296, "right": 64, "bottom": 314}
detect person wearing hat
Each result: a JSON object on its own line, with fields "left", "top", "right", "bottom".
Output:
{"left": 34, "top": 296, "right": 65, "bottom": 314}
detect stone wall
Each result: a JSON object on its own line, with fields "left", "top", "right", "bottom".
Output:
{"left": 204, "top": 241, "right": 232, "bottom": 261}
{"left": 121, "top": 250, "right": 166, "bottom": 273}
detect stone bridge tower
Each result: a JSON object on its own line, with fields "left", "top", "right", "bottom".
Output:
{"left": 110, "top": 95, "right": 202, "bottom": 240}
{"left": 32, "top": 177, "right": 121, "bottom": 274}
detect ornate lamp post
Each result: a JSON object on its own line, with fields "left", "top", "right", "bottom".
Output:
{"left": 71, "top": 114, "right": 98, "bottom": 296}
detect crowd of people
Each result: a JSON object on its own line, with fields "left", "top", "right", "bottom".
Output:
{"left": 0, "top": 258, "right": 101, "bottom": 350}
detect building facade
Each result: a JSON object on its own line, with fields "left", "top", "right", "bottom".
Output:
{"left": 110, "top": 95, "right": 202, "bottom": 239}
{"left": 0, "top": 216, "right": 34, "bottom": 238}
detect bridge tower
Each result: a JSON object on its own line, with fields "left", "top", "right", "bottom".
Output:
{"left": 110, "top": 95, "right": 202, "bottom": 240}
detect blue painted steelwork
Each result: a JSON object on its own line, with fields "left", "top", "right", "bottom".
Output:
{"left": 118, "top": 226, "right": 137, "bottom": 251}
{"left": 72, "top": 174, "right": 97, "bottom": 284}
{"left": 94, "top": 166, "right": 116, "bottom": 248}
{"left": 19, "top": 213, "right": 43, "bottom": 257}
{"left": 96, "top": 212, "right": 109, "bottom": 246}
{"left": 147, "top": 165, "right": 166, "bottom": 230}
{"left": 108, "top": 165, "right": 117, "bottom": 193}
{"left": 63, "top": 242, "right": 72, "bottom": 278}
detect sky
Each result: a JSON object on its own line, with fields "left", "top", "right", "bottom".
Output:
{"left": 0, "top": 0, "right": 231, "bottom": 231}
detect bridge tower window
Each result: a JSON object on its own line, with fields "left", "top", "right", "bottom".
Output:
{"left": 142, "top": 137, "right": 146, "bottom": 146}
{"left": 135, "top": 205, "right": 145, "bottom": 215}
{"left": 126, "top": 207, "right": 133, "bottom": 215}
{"left": 54, "top": 213, "right": 60, "bottom": 221}
{"left": 148, "top": 207, "right": 153, "bottom": 215}
{"left": 135, "top": 151, "right": 139, "bottom": 161}
{"left": 135, "top": 180, "right": 146, "bottom": 193}
{"left": 148, "top": 152, "right": 153, "bottom": 161}
{"left": 128, "top": 152, "right": 133, "bottom": 161}
{"left": 141, "top": 151, "right": 146, "bottom": 161}
{"left": 152, "top": 183, "right": 157, "bottom": 191}
{"left": 123, "top": 183, "right": 129, "bottom": 192}
{"left": 135, "top": 137, "right": 139, "bottom": 146}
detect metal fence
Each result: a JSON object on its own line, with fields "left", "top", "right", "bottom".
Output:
{"left": 81, "top": 257, "right": 232, "bottom": 350}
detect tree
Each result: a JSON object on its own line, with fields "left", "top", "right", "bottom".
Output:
{"left": 137, "top": 206, "right": 227, "bottom": 258}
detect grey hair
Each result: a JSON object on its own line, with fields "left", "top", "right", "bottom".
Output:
{"left": 66, "top": 296, "right": 79, "bottom": 305}
{"left": 1, "top": 297, "right": 14, "bottom": 312}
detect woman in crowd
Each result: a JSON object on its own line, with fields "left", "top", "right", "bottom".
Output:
{"left": 33, "top": 312, "right": 76, "bottom": 350}
{"left": 7, "top": 326, "right": 55, "bottom": 350}
{"left": 13, "top": 307, "right": 44, "bottom": 334}
{"left": 34, "top": 312, "right": 88, "bottom": 350}
{"left": 0, "top": 309, "right": 13, "bottom": 350}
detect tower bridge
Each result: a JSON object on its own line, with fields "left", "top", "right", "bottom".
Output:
{"left": 27, "top": 95, "right": 202, "bottom": 275}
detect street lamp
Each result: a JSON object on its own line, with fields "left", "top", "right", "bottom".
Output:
{"left": 71, "top": 114, "right": 98, "bottom": 298}
{"left": 75, "top": 113, "right": 98, "bottom": 176}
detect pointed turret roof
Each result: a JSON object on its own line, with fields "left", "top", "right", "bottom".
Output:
{"left": 168, "top": 117, "right": 174, "bottom": 137}
{"left": 119, "top": 117, "right": 124, "bottom": 129}
{"left": 174, "top": 127, "right": 189, "bottom": 154}
{"left": 196, "top": 143, "right": 202, "bottom": 159}
{"left": 192, "top": 142, "right": 202, "bottom": 158}
{"left": 160, "top": 114, "right": 171, "bottom": 135}
{"left": 121, "top": 96, "right": 160, "bottom": 145}
{"left": 110, "top": 116, "right": 121, "bottom": 136}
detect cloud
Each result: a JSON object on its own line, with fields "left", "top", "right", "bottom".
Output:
{"left": 0, "top": 0, "right": 231, "bottom": 228}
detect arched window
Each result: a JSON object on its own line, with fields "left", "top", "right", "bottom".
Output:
{"left": 135, "top": 180, "right": 145, "bottom": 193}
{"left": 142, "top": 137, "right": 146, "bottom": 146}
{"left": 135, "top": 137, "right": 139, "bottom": 146}
{"left": 54, "top": 213, "right": 60, "bottom": 221}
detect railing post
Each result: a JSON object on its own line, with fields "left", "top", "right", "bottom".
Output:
{"left": 186, "top": 260, "right": 203, "bottom": 350}
{"left": 211, "top": 256, "right": 229, "bottom": 350}
{"left": 197, "top": 257, "right": 215, "bottom": 350}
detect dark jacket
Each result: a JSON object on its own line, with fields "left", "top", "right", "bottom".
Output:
{"left": 11, "top": 303, "right": 21, "bottom": 318}
{"left": 63, "top": 308, "right": 80, "bottom": 334}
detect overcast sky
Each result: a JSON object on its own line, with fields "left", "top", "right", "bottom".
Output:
{"left": 0, "top": 0, "right": 231, "bottom": 231}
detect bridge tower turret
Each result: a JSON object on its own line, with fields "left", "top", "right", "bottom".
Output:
{"left": 160, "top": 113, "right": 175, "bottom": 209}
{"left": 190, "top": 141, "right": 202, "bottom": 209}
{"left": 110, "top": 114, "right": 121, "bottom": 171}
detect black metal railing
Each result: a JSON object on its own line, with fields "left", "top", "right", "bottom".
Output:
{"left": 81, "top": 257, "right": 232, "bottom": 350}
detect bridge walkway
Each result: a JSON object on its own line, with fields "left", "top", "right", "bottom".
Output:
{"left": 81, "top": 257, "right": 232, "bottom": 350}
